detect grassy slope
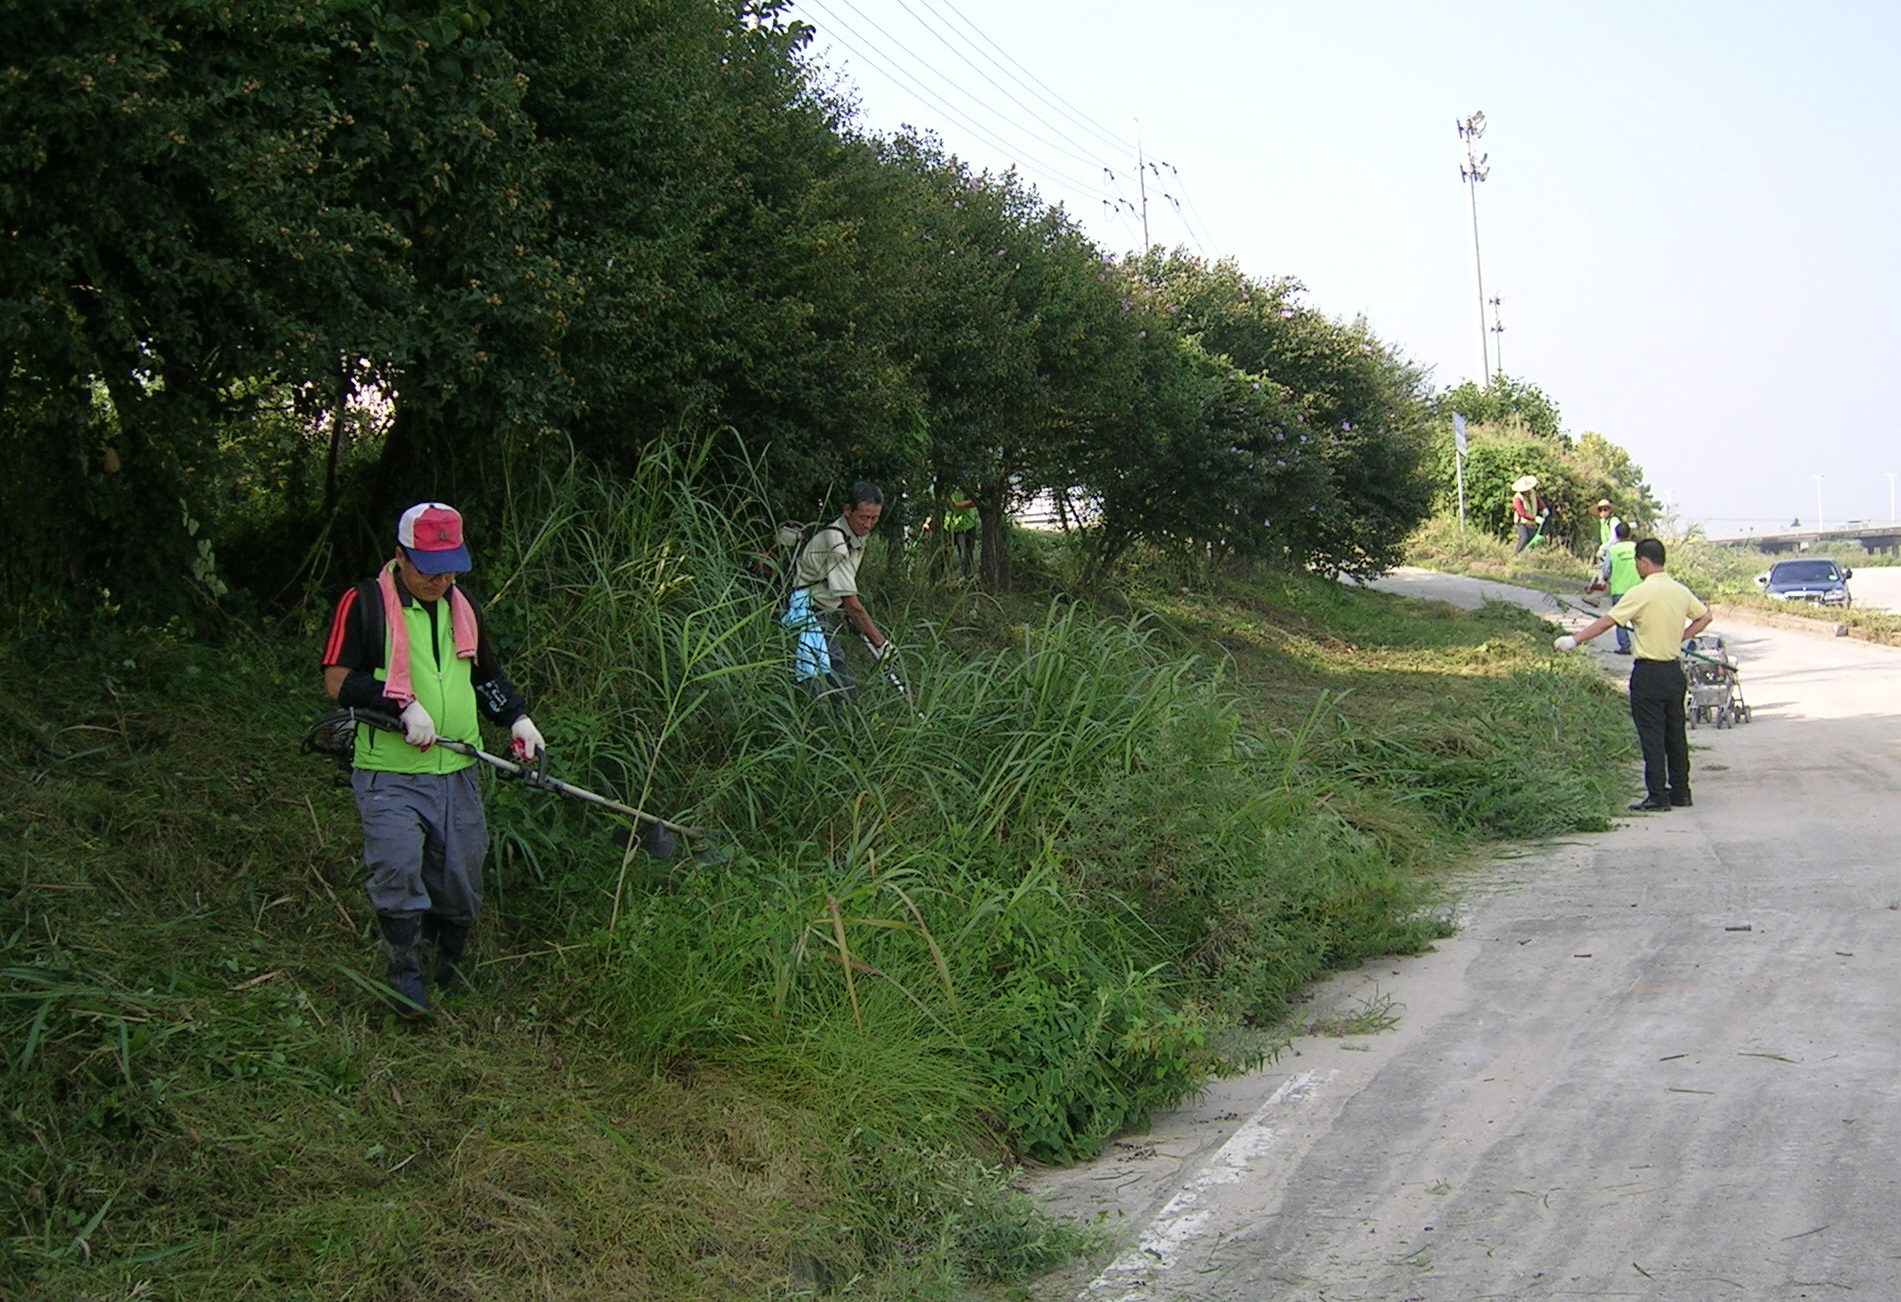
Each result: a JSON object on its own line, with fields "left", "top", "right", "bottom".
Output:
{"left": 3, "top": 555, "right": 1631, "bottom": 1301}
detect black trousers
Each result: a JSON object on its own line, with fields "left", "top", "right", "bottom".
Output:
{"left": 1629, "top": 658, "right": 1689, "bottom": 802}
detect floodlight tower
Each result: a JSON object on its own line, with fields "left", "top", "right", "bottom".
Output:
{"left": 1458, "top": 112, "right": 1491, "bottom": 386}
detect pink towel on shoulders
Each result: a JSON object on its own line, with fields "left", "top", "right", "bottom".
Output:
{"left": 376, "top": 563, "right": 478, "bottom": 708}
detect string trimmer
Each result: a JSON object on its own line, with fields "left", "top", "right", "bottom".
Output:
{"left": 301, "top": 708, "right": 711, "bottom": 856}
{"left": 861, "top": 635, "right": 921, "bottom": 718}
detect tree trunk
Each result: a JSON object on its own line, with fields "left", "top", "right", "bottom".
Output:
{"left": 323, "top": 352, "right": 350, "bottom": 519}
{"left": 977, "top": 478, "right": 1010, "bottom": 591}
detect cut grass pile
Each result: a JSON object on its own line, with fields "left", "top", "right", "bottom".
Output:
{"left": 4, "top": 469, "right": 1634, "bottom": 1300}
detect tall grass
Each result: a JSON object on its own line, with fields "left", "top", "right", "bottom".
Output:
{"left": 2, "top": 447, "right": 1637, "bottom": 1299}
{"left": 1406, "top": 510, "right": 1595, "bottom": 582}
{"left": 479, "top": 450, "right": 1624, "bottom": 1163}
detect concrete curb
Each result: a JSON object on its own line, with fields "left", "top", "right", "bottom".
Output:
{"left": 1710, "top": 603, "right": 1847, "bottom": 637}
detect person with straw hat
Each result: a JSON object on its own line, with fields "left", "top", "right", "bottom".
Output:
{"left": 1594, "top": 499, "right": 1623, "bottom": 555}
{"left": 1510, "top": 474, "right": 1545, "bottom": 553}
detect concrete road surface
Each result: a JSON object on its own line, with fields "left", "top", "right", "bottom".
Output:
{"left": 1844, "top": 564, "right": 1901, "bottom": 613}
{"left": 1037, "top": 569, "right": 1901, "bottom": 1302}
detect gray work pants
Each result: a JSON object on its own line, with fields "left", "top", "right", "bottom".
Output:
{"left": 351, "top": 767, "right": 487, "bottom": 923}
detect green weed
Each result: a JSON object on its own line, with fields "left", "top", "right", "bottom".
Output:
{"left": 3, "top": 461, "right": 1636, "bottom": 1298}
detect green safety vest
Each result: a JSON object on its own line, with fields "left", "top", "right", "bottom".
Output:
{"left": 354, "top": 577, "right": 481, "bottom": 775}
{"left": 1607, "top": 540, "right": 1640, "bottom": 595}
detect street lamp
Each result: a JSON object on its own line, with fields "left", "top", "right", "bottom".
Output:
{"left": 1812, "top": 474, "right": 1824, "bottom": 534}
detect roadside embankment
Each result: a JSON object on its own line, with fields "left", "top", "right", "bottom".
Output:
{"left": 3, "top": 514, "right": 1637, "bottom": 1302}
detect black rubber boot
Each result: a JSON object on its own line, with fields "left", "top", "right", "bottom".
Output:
{"left": 376, "top": 914, "right": 429, "bottom": 1017}
{"left": 428, "top": 918, "right": 472, "bottom": 997}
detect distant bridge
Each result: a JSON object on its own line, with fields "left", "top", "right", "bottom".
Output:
{"left": 1708, "top": 524, "right": 1901, "bottom": 555}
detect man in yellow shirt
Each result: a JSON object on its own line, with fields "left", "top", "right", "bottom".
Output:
{"left": 1552, "top": 538, "right": 1711, "bottom": 811}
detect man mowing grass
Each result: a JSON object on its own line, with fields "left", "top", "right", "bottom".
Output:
{"left": 1553, "top": 536, "right": 1711, "bottom": 812}
{"left": 320, "top": 503, "right": 548, "bottom": 1016}
{"left": 782, "top": 481, "right": 893, "bottom": 704}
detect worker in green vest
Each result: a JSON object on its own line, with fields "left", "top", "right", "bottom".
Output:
{"left": 320, "top": 503, "right": 546, "bottom": 1017}
{"left": 1601, "top": 522, "right": 1640, "bottom": 655}
{"left": 1595, "top": 499, "right": 1623, "bottom": 553}
{"left": 944, "top": 492, "right": 977, "bottom": 577}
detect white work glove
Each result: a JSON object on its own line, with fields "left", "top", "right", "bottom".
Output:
{"left": 510, "top": 716, "right": 546, "bottom": 762}
{"left": 1552, "top": 635, "right": 1579, "bottom": 652}
{"left": 399, "top": 700, "right": 437, "bottom": 750}
{"left": 871, "top": 640, "right": 894, "bottom": 663}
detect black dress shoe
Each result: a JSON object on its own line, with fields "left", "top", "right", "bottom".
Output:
{"left": 1628, "top": 798, "right": 1672, "bottom": 812}
{"left": 1670, "top": 792, "right": 1692, "bottom": 808}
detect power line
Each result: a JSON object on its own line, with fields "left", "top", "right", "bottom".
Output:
{"left": 898, "top": 0, "right": 1213, "bottom": 256}
{"left": 800, "top": 1, "right": 1110, "bottom": 198}
{"left": 874, "top": 0, "right": 1129, "bottom": 177}
{"left": 905, "top": 0, "right": 1136, "bottom": 160}
{"left": 797, "top": 0, "right": 1214, "bottom": 256}
{"left": 911, "top": 0, "right": 1216, "bottom": 257}
{"left": 1165, "top": 163, "right": 1222, "bottom": 259}
{"left": 815, "top": 0, "right": 1118, "bottom": 189}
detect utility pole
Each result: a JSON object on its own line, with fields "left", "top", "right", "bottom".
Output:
{"left": 1457, "top": 112, "right": 1491, "bottom": 386}
{"left": 1134, "top": 119, "right": 1150, "bottom": 250}
{"left": 1489, "top": 295, "right": 1506, "bottom": 377}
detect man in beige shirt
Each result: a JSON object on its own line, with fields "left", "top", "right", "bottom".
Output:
{"left": 1553, "top": 538, "right": 1712, "bottom": 811}
{"left": 784, "top": 482, "right": 891, "bottom": 703}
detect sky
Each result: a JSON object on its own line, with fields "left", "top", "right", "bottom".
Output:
{"left": 781, "top": 0, "right": 1901, "bottom": 537}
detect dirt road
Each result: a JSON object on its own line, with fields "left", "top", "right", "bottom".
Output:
{"left": 1037, "top": 568, "right": 1901, "bottom": 1301}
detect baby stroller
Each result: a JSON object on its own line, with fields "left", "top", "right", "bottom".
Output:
{"left": 1682, "top": 633, "right": 1750, "bottom": 729}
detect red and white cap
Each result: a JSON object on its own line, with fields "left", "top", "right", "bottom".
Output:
{"left": 396, "top": 502, "right": 471, "bottom": 574}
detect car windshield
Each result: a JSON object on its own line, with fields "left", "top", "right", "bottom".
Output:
{"left": 1770, "top": 560, "right": 1839, "bottom": 583}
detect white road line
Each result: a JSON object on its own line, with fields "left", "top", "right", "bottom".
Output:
{"left": 1082, "top": 1070, "right": 1335, "bottom": 1298}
